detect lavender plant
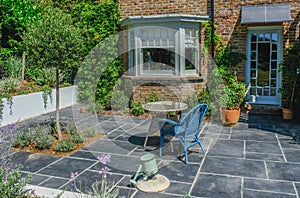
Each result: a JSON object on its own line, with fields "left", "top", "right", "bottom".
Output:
{"left": 71, "top": 154, "right": 121, "bottom": 198}
{"left": 0, "top": 123, "right": 32, "bottom": 198}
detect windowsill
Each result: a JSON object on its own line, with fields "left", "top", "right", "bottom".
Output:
{"left": 123, "top": 75, "right": 204, "bottom": 85}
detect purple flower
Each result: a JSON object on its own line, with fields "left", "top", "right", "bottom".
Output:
{"left": 70, "top": 172, "right": 78, "bottom": 178}
{"left": 80, "top": 16, "right": 83, "bottom": 21}
{"left": 98, "top": 166, "right": 111, "bottom": 178}
{"left": 97, "top": 154, "right": 110, "bottom": 165}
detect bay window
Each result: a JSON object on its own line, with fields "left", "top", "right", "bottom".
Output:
{"left": 122, "top": 14, "right": 208, "bottom": 77}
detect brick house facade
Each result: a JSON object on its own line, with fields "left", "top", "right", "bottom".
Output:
{"left": 118, "top": 0, "right": 300, "bottom": 112}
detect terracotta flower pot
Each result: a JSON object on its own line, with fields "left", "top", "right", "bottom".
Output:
{"left": 282, "top": 108, "right": 294, "bottom": 120}
{"left": 219, "top": 107, "right": 241, "bottom": 126}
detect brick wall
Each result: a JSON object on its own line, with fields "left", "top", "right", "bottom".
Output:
{"left": 119, "top": 0, "right": 208, "bottom": 19}
{"left": 119, "top": 0, "right": 300, "bottom": 108}
{"left": 124, "top": 76, "right": 206, "bottom": 104}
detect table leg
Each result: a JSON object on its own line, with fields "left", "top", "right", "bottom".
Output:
{"left": 143, "top": 112, "right": 164, "bottom": 149}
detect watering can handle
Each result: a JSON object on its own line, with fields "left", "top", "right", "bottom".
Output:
{"left": 129, "top": 164, "right": 142, "bottom": 185}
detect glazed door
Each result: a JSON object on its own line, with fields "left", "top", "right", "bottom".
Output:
{"left": 246, "top": 27, "right": 282, "bottom": 105}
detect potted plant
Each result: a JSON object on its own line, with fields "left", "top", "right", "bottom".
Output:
{"left": 210, "top": 45, "right": 248, "bottom": 126}
{"left": 280, "top": 41, "right": 300, "bottom": 120}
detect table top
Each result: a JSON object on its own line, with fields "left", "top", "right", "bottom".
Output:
{"left": 142, "top": 101, "right": 188, "bottom": 113}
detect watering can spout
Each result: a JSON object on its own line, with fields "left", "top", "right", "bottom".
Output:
{"left": 130, "top": 164, "right": 142, "bottom": 185}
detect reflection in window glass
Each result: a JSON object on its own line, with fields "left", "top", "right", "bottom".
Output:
{"left": 272, "top": 33, "right": 278, "bottom": 42}
{"left": 185, "top": 48, "right": 196, "bottom": 70}
{"left": 143, "top": 48, "right": 175, "bottom": 71}
{"left": 251, "top": 34, "right": 257, "bottom": 42}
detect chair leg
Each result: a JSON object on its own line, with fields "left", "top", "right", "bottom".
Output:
{"left": 159, "top": 135, "right": 164, "bottom": 157}
{"left": 184, "top": 146, "right": 189, "bottom": 164}
{"left": 198, "top": 141, "right": 206, "bottom": 154}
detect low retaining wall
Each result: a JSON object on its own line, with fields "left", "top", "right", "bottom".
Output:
{"left": 1, "top": 86, "right": 77, "bottom": 126}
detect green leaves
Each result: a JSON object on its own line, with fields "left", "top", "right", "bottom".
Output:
{"left": 21, "top": 7, "right": 85, "bottom": 71}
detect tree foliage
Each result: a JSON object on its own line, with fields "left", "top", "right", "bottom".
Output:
{"left": 21, "top": 6, "right": 85, "bottom": 140}
{"left": 0, "top": 0, "right": 40, "bottom": 56}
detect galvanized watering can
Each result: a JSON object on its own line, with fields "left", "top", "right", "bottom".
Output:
{"left": 130, "top": 153, "right": 158, "bottom": 185}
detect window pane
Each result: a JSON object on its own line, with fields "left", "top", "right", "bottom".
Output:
{"left": 272, "top": 33, "right": 278, "bottom": 42}
{"left": 185, "top": 48, "right": 196, "bottom": 70}
{"left": 251, "top": 34, "right": 257, "bottom": 42}
{"left": 143, "top": 48, "right": 175, "bottom": 71}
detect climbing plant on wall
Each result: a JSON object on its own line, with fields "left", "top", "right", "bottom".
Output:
{"left": 75, "top": 0, "right": 123, "bottom": 111}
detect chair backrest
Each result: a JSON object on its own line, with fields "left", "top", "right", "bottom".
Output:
{"left": 177, "top": 103, "right": 208, "bottom": 137}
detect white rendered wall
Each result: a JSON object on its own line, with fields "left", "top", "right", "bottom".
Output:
{"left": 1, "top": 86, "right": 77, "bottom": 126}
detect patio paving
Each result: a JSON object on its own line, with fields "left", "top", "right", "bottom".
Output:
{"left": 7, "top": 104, "right": 300, "bottom": 197}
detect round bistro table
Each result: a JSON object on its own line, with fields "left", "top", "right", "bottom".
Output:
{"left": 142, "top": 101, "right": 188, "bottom": 149}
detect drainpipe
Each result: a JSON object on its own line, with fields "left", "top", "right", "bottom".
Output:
{"left": 211, "top": 0, "right": 215, "bottom": 59}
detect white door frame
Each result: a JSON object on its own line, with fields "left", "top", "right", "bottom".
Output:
{"left": 246, "top": 26, "right": 283, "bottom": 105}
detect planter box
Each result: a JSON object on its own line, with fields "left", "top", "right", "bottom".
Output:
{"left": 1, "top": 86, "right": 77, "bottom": 126}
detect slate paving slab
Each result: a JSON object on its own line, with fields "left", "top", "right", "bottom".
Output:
{"left": 283, "top": 148, "right": 300, "bottom": 163}
{"left": 243, "top": 190, "right": 297, "bottom": 198}
{"left": 91, "top": 154, "right": 142, "bottom": 176}
{"left": 190, "top": 174, "right": 242, "bottom": 198}
{"left": 158, "top": 160, "right": 200, "bottom": 183}
{"left": 40, "top": 178, "right": 70, "bottom": 189}
{"left": 11, "top": 151, "right": 61, "bottom": 173}
{"left": 83, "top": 139, "right": 138, "bottom": 155}
{"left": 246, "top": 141, "right": 282, "bottom": 154}
{"left": 243, "top": 178, "right": 296, "bottom": 194}
{"left": 231, "top": 130, "right": 277, "bottom": 142}
{"left": 245, "top": 152, "right": 285, "bottom": 162}
{"left": 266, "top": 161, "right": 300, "bottom": 182}
{"left": 294, "top": 183, "right": 300, "bottom": 196}
{"left": 37, "top": 157, "right": 97, "bottom": 178}
{"left": 208, "top": 139, "right": 244, "bottom": 158}
{"left": 201, "top": 156, "right": 267, "bottom": 178}
{"left": 62, "top": 170, "right": 124, "bottom": 194}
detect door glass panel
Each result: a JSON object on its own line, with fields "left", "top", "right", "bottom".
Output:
{"left": 257, "top": 43, "right": 270, "bottom": 87}
{"left": 271, "top": 61, "right": 277, "bottom": 69}
{"left": 271, "top": 52, "right": 277, "bottom": 60}
{"left": 251, "top": 61, "right": 256, "bottom": 68}
{"left": 270, "top": 88, "right": 276, "bottom": 96}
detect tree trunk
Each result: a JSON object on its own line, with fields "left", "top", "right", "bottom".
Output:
{"left": 56, "top": 67, "right": 63, "bottom": 140}
{"left": 21, "top": 52, "right": 25, "bottom": 81}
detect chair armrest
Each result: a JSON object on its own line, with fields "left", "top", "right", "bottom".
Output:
{"left": 158, "top": 118, "right": 179, "bottom": 129}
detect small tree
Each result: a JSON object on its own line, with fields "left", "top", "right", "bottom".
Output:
{"left": 21, "top": 7, "right": 84, "bottom": 140}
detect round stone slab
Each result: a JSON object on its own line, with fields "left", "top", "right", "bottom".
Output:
{"left": 136, "top": 174, "right": 170, "bottom": 193}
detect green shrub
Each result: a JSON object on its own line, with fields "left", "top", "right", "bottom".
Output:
{"left": 71, "top": 133, "right": 84, "bottom": 144}
{"left": 184, "top": 94, "right": 198, "bottom": 110}
{"left": 147, "top": 92, "right": 159, "bottom": 102}
{"left": 26, "top": 67, "right": 64, "bottom": 87}
{"left": 34, "top": 134, "right": 53, "bottom": 150}
{"left": 84, "top": 128, "right": 96, "bottom": 138}
{"left": 197, "top": 88, "right": 214, "bottom": 118}
{"left": 111, "top": 90, "right": 129, "bottom": 111}
{"left": 55, "top": 140, "right": 74, "bottom": 152}
{"left": 0, "top": 162, "right": 32, "bottom": 197}
{"left": 131, "top": 100, "right": 145, "bottom": 116}
{"left": 12, "top": 129, "right": 32, "bottom": 148}
{"left": 15, "top": 89, "right": 30, "bottom": 95}
{"left": 0, "top": 77, "right": 21, "bottom": 94}
{"left": 2, "top": 56, "right": 23, "bottom": 79}
{"left": 29, "top": 125, "right": 53, "bottom": 149}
